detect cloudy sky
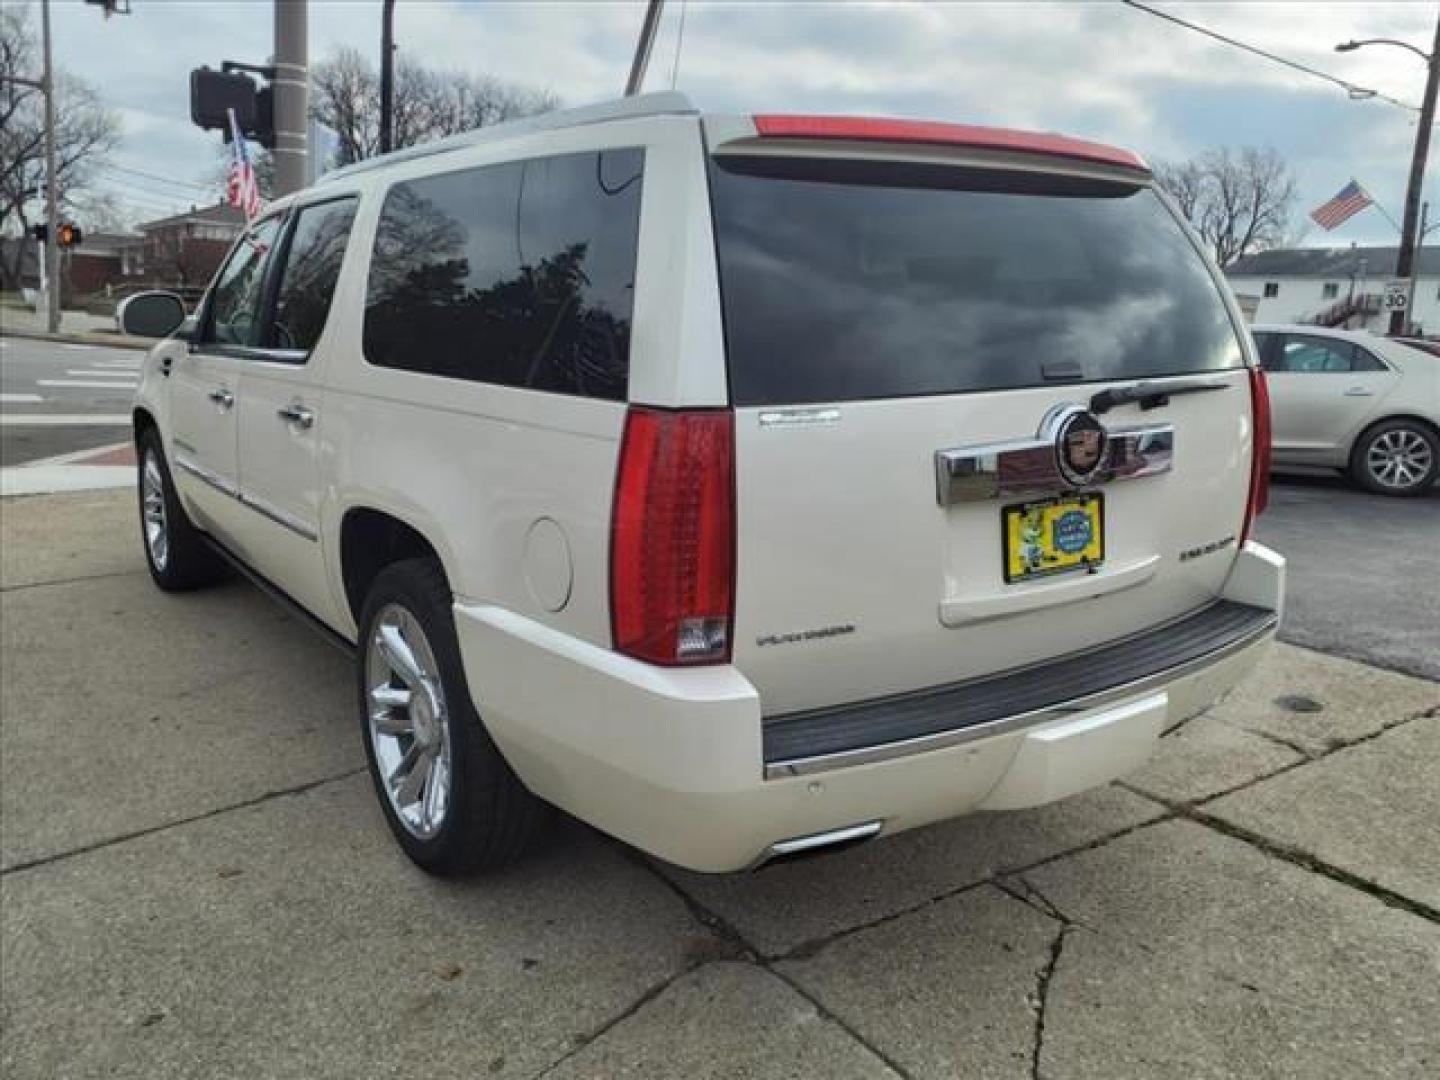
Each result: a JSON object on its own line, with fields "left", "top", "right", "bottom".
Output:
{"left": 45, "top": 0, "right": 1435, "bottom": 247}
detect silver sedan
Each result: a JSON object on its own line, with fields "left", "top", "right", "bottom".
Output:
{"left": 1251, "top": 324, "right": 1440, "bottom": 496}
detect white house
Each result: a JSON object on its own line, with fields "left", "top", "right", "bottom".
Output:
{"left": 1225, "top": 245, "right": 1436, "bottom": 335}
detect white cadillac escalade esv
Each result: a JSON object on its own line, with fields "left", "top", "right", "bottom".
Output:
{"left": 128, "top": 93, "right": 1284, "bottom": 876}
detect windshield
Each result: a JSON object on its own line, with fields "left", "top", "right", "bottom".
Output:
{"left": 708, "top": 156, "right": 1246, "bottom": 407}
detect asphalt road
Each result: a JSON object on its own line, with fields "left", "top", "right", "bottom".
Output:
{"left": 0, "top": 335, "right": 138, "bottom": 466}
{"left": 1258, "top": 470, "right": 1439, "bottom": 682}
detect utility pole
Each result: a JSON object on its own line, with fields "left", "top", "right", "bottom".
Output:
{"left": 624, "top": 0, "right": 665, "bottom": 96}
{"left": 272, "top": 0, "right": 309, "bottom": 196}
{"left": 41, "top": 0, "right": 59, "bottom": 333}
{"left": 380, "top": 0, "right": 395, "bottom": 154}
{"left": 1391, "top": 14, "right": 1439, "bottom": 335}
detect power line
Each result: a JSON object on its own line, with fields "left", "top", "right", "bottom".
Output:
{"left": 102, "top": 161, "right": 213, "bottom": 193}
{"left": 1121, "top": 0, "right": 1420, "bottom": 112}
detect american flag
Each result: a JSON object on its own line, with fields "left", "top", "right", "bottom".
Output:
{"left": 1309, "top": 181, "right": 1372, "bottom": 231}
{"left": 225, "top": 108, "right": 263, "bottom": 222}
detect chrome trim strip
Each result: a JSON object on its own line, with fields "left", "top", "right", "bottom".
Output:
{"left": 936, "top": 420, "right": 1174, "bottom": 504}
{"left": 239, "top": 492, "right": 319, "bottom": 543}
{"left": 172, "top": 453, "right": 238, "bottom": 498}
{"left": 172, "top": 454, "right": 318, "bottom": 543}
{"left": 763, "top": 608, "right": 1277, "bottom": 779}
{"left": 770, "top": 821, "right": 883, "bottom": 857}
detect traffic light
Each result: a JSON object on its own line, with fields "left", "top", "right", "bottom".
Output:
{"left": 58, "top": 223, "right": 82, "bottom": 248}
{"left": 31, "top": 224, "right": 45, "bottom": 243}
{"left": 84, "top": 0, "right": 132, "bottom": 16}
{"left": 190, "top": 65, "right": 275, "bottom": 148}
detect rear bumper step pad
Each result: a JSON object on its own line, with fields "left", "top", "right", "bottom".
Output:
{"left": 763, "top": 600, "right": 1276, "bottom": 777}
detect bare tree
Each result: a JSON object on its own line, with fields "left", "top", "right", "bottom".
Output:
{"left": 0, "top": 3, "right": 120, "bottom": 289}
{"left": 309, "top": 46, "right": 558, "bottom": 165}
{"left": 1153, "top": 147, "right": 1297, "bottom": 268}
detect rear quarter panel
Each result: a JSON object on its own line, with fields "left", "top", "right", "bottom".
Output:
{"left": 316, "top": 115, "right": 718, "bottom": 644}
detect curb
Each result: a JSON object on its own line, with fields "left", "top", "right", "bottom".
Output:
{"left": 0, "top": 327, "right": 158, "bottom": 352}
{"left": 1, "top": 441, "right": 136, "bottom": 498}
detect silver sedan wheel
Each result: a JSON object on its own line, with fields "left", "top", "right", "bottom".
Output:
{"left": 1365, "top": 428, "right": 1434, "bottom": 492}
{"left": 142, "top": 450, "right": 169, "bottom": 571}
{"left": 365, "top": 604, "right": 453, "bottom": 839}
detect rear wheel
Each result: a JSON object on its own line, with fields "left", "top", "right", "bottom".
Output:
{"left": 137, "top": 428, "right": 224, "bottom": 590}
{"left": 1349, "top": 420, "right": 1438, "bottom": 496}
{"left": 357, "top": 558, "right": 546, "bottom": 875}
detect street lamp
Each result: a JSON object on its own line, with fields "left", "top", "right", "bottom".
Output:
{"left": 1335, "top": 38, "right": 1432, "bottom": 63}
{"left": 1335, "top": 22, "right": 1440, "bottom": 335}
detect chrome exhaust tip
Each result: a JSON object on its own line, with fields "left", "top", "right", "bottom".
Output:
{"left": 761, "top": 820, "right": 883, "bottom": 867}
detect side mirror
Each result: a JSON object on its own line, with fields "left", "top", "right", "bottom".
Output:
{"left": 117, "top": 291, "right": 188, "bottom": 339}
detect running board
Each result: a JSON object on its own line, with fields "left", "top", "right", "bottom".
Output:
{"left": 198, "top": 534, "right": 356, "bottom": 658}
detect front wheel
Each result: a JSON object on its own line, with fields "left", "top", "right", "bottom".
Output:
{"left": 357, "top": 558, "right": 546, "bottom": 875}
{"left": 1349, "top": 420, "right": 1438, "bottom": 496}
{"left": 136, "top": 428, "right": 224, "bottom": 590}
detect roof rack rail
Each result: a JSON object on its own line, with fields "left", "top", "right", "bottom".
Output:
{"left": 316, "top": 91, "right": 697, "bottom": 185}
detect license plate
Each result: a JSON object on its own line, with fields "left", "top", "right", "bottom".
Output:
{"left": 1002, "top": 494, "right": 1105, "bottom": 583}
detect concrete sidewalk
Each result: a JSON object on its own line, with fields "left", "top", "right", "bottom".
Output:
{"left": 1, "top": 304, "right": 157, "bottom": 351}
{"left": 2, "top": 490, "right": 1437, "bottom": 1079}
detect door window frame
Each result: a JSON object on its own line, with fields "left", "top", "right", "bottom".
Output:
{"left": 193, "top": 212, "right": 290, "bottom": 361}
{"left": 255, "top": 193, "right": 362, "bottom": 366}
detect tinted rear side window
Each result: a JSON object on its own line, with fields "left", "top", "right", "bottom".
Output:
{"left": 708, "top": 157, "right": 1245, "bottom": 407}
{"left": 364, "top": 149, "right": 644, "bottom": 400}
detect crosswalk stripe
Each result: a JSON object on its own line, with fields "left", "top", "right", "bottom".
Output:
{"left": 36, "top": 379, "right": 139, "bottom": 389}
{"left": 0, "top": 393, "right": 44, "bottom": 404}
{"left": 67, "top": 369, "right": 139, "bottom": 378}
{"left": 0, "top": 414, "right": 131, "bottom": 426}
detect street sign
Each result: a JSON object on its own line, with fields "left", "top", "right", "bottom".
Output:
{"left": 1382, "top": 280, "right": 1411, "bottom": 313}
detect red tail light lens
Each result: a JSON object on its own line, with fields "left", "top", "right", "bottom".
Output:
{"left": 611, "top": 407, "right": 735, "bottom": 666}
{"left": 1242, "top": 367, "right": 1272, "bottom": 545}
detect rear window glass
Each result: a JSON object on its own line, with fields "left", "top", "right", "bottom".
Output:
{"left": 708, "top": 157, "right": 1245, "bottom": 407}
{"left": 364, "top": 149, "right": 643, "bottom": 400}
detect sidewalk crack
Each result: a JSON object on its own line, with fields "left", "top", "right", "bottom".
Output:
{"left": 0, "top": 767, "right": 365, "bottom": 876}
{"left": 1027, "top": 922, "right": 1070, "bottom": 1080}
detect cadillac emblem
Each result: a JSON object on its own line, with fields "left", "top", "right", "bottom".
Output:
{"left": 1054, "top": 408, "right": 1108, "bottom": 487}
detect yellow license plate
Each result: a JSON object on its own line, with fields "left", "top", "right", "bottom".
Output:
{"left": 1002, "top": 494, "right": 1105, "bottom": 583}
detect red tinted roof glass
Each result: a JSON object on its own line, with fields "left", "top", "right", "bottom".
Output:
{"left": 752, "top": 114, "right": 1148, "bottom": 173}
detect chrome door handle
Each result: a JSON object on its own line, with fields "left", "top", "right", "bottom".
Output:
{"left": 277, "top": 403, "right": 314, "bottom": 429}
{"left": 208, "top": 387, "right": 234, "bottom": 409}
{"left": 1343, "top": 387, "right": 1374, "bottom": 397}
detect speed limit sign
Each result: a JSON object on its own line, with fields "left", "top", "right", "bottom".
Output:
{"left": 1382, "top": 279, "right": 1411, "bottom": 312}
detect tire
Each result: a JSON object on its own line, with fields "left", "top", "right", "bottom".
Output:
{"left": 1348, "top": 420, "right": 1439, "bottom": 497}
{"left": 137, "top": 428, "right": 225, "bottom": 591}
{"left": 357, "top": 558, "right": 546, "bottom": 875}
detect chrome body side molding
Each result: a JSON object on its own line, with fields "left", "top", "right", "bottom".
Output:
{"left": 173, "top": 453, "right": 239, "bottom": 498}
{"left": 172, "top": 455, "right": 317, "bottom": 542}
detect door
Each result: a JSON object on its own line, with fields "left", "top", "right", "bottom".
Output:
{"left": 704, "top": 150, "right": 1259, "bottom": 716}
{"left": 170, "top": 216, "right": 283, "bottom": 538}
{"left": 230, "top": 196, "right": 360, "bottom": 629}
{"left": 1264, "top": 333, "right": 1399, "bottom": 458}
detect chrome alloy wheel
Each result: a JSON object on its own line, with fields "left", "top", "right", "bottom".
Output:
{"left": 366, "top": 604, "right": 453, "bottom": 839}
{"left": 142, "top": 450, "right": 169, "bottom": 571}
{"left": 1366, "top": 428, "right": 1434, "bottom": 491}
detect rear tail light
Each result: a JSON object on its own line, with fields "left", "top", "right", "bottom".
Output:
{"left": 610, "top": 407, "right": 735, "bottom": 666}
{"left": 1242, "top": 367, "right": 1272, "bottom": 545}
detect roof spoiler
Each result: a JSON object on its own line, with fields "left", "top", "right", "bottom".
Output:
{"left": 750, "top": 114, "right": 1149, "bottom": 174}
